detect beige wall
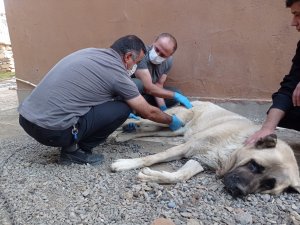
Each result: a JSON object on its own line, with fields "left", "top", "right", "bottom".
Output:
{"left": 4, "top": 0, "right": 299, "bottom": 101}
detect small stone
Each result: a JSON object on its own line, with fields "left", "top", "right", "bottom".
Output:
{"left": 180, "top": 212, "right": 193, "bottom": 218}
{"left": 292, "top": 204, "right": 298, "bottom": 210}
{"left": 225, "top": 206, "right": 234, "bottom": 212}
{"left": 69, "top": 212, "right": 77, "bottom": 219}
{"left": 187, "top": 218, "right": 203, "bottom": 225}
{"left": 235, "top": 212, "right": 253, "bottom": 225}
{"left": 82, "top": 190, "right": 90, "bottom": 197}
{"left": 167, "top": 201, "right": 176, "bottom": 208}
{"left": 151, "top": 218, "right": 175, "bottom": 225}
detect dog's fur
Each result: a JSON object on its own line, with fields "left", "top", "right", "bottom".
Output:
{"left": 111, "top": 101, "right": 300, "bottom": 196}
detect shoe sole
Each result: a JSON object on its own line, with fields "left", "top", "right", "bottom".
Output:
{"left": 59, "top": 158, "right": 104, "bottom": 166}
{"left": 60, "top": 155, "right": 104, "bottom": 166}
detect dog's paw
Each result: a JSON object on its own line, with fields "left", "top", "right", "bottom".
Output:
{"left": 138, "top": 167, "right": 176, "bottom": 183}
{"left": 111, "top": 158, "right": 143, "bottom": 172}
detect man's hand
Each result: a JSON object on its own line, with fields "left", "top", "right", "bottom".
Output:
{"left": 245, "top": 108, "right": 284, "bottom": 146}
{"left": 174, "top": 92, "right": 193, "bottom": 109}
{"left": 155, "top": 96, "right": 167, "bottom": 111}
{"left": 169, "top": 115, "right": 184, "bottom": 131}
{"left": 128, "top": 113, "right": 140, "bottom": 120}
{"left": 244, "top": 128, "right": 274, "bottom": 146}
{"left": 292, "top": 82, "right": 300, "bottom": 106}
{"left": 159, "top": 105, "right": 168, "bottom": 111}
{"left": 122, "top": 123, "right": 137, "bottom": 133}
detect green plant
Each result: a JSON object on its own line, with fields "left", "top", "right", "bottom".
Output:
{"left": 0, "top": 71, "right": 15, "bottom": 81}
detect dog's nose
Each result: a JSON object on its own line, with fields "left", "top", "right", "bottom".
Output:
{"left": 228, "top": 185, "right": 244, "bottom": 197}
{"left": 224, "top": 174, "right": 245, "bottom": 197}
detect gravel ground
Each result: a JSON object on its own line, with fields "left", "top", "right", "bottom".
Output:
{"left": 0, "top": 135, "right": 299, "bottom": 225}
{"left": 0, "top": 78, "right": 300, "bottom": 225}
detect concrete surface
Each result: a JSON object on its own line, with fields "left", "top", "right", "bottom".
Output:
{"left": 0, "top": 79, "right": 25, "bottom": 140}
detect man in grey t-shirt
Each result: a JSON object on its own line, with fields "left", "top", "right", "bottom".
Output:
{"left": 18, "top": 35, "right": 185, "bottom": 165}
{"left": 132, "top": 33, "right": 192, "bottom": 111}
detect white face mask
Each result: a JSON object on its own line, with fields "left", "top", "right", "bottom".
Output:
{"left": 127, "top": 64, "right": 137, "bottom": 76}
{"left": 149, "top": 47, "right": 167, "bottom": 65}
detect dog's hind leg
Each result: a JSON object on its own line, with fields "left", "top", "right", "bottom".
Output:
{"left": 137, "top": 159, "right": 204, "bottom": 183}
{"left": 111, "top": 143, "right": 189, "bottom": 172}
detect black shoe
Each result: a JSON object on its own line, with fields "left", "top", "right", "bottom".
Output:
{"left": 60, "top": 148, "right": 104, "bottom": 165}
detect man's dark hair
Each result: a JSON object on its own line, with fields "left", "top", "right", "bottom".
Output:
{"left": 155, "top": 33, "right": 178, "bottom": 52}
{"left": 111, "top": 35, "right": 146, "bottom": 60}
{"left": 286, "top": 0, "right": 300, "bottom": 7}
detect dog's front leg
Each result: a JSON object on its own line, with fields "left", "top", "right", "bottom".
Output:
{"left": 138, "top": 160, "right": 204, "bottom": 183}
{"left": 111, "top": 144, "right": 187, "bottom": 172}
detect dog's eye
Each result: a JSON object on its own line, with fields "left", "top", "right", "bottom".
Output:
{"left": 260, "top": 178, "right": 276, "bottom": 190}
{"left": 247, "top": 159, "right": 264, "bottom": 174}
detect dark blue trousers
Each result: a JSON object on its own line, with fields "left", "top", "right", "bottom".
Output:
{"left": 19, "top": 100, "right": 131, "bottom": 151}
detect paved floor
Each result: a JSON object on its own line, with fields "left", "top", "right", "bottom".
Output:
{"left": 0, "top": 79, "right": 25, "bottom": 140}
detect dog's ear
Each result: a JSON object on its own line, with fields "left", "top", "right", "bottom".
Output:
{"left": 255, "top": 134, "right": 277, "bottom": 149}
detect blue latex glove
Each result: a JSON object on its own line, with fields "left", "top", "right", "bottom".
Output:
{"left": 169, "top": 115, "right": 183, "bottom": 131}
{"left": 128, "top": 113, "right": 140, "bottom": 120}
{"left": 174, "top": 92, "right": 192, "bottom": 109}
{"left": 123, "top": 123, "right": 137, "bottom": 133}
{"left": 159, "top": 105, "right": 168, "bottom": 111}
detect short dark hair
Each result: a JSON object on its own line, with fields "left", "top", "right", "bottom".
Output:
{"left": 111, "top": 35, "right": 146, "bottom": 59}
{"left": 155, "top": 33, "right": 178, "bottom": 52}
{"left": 286, "top": 0, "right": 300, "bottom": 7}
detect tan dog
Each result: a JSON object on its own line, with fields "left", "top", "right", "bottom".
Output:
{"left": 111, "top": 101, "right": 300, "bottom": 196}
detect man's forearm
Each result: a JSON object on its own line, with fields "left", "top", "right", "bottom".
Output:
{"left": 155, "top": 97, "right": 166, "bottom": 108}
{"left": 262, "top": 108, "right": 285, "bottom": 131}
{"left": 141, "top": 106, "right": 172, "bottom": 124}
{"left": 144, "top": 84, "right": 174, "bottom": 98}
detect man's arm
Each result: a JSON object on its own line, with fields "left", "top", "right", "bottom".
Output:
{"left": 134, "top": 69, "right": 192, "bottom": 109}
{"left": 245, "top": 108, "right": 285, "bottom": 145}
{"left": 126, "top": 95, "right": 172, "bottom": 124}
{"left": 292, "top": 82, "right": 300, "bottom": 106}
{"left": 134, "top": 69, "right": 174, "bottom": 98}
{"left": 154, "top": 74, "right": 167, "bottom": 109}
{"left": 126, "top": 95, "right": 183, "bottom": 130}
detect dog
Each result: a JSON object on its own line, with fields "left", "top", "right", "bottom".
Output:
{"left": 111, "top": 101, "right": 300, "bottom": 196}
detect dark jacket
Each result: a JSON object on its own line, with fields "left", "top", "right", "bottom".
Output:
{"left": 270, "top": 40, "right": 300, "bottom": 112}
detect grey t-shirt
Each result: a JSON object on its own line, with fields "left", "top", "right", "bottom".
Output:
{"left": 136, "top": 45, "right": 173, "bottom": 83}
{"left": 19, "top": 48, "right": 140, "bottom": 130}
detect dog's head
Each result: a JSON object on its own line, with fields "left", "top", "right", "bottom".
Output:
{"left": 218, "top": 134, "right": 300, "bottom": 197}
